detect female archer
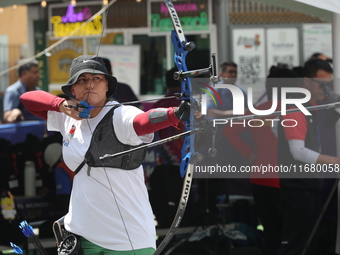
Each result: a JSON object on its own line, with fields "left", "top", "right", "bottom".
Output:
{"left": 20, "top": 55, "right": 190, "bottom": 255}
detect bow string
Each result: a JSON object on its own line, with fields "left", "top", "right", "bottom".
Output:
{"left": 77, "top": 1, "right": 138, "bottom": 254}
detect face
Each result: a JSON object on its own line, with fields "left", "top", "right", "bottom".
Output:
{"left": 220, "top": 66, "right": 237, "bottom": 84}
{"left": 22, "top": 66, "right": 40, "bottom": 89}
{"left": 71, "top": 73, "right": 108, "bottom": 106}
{"left": 304, "top": 69, "right": 333, "bottom": 102}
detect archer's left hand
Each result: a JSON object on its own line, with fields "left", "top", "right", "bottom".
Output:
{"left": 174, "top": 101, "right": 190, "bottom": 122}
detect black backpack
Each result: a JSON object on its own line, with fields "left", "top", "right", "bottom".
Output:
{"left": 0, "top": 138, "right": 20, "bottom": 195}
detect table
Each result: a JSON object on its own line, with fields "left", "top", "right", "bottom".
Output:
{"left": 0, "top": 121, "right": 46, "bottom": 144}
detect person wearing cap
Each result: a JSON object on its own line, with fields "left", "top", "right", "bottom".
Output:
{"left": 20, "top": 55, "right": 190, "bottom": 255}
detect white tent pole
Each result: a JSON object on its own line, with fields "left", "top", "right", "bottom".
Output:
{"left": 332, "top": 13, "right": 340, "bottom": 157}
{"left": 332, "top": 12, "right": 340, "bottom": 255}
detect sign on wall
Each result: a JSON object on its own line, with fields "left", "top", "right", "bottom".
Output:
{"left": 232, "top": 28, "right": 266, "bottom": 81}
{"left": 149, "top": 0, "right": 211, "bottom": 34}
{"left": 86, "top": 33, "right": 124, "bottom": 54}
{"left": 266, "top": 28, "right": 300, "bottom": 70}
{"left": 34, "top": 20, "right": 49, "bottom": 92}
{"left": 97, "top": 45, "right": 141, "bottom": 95}
{"left": 302, "top": 23, "right": 332, "bottom": 62}
{"left": 231, "top": 28, "right": 266, "bottom": 102}
{"left": 48, "top": 2, "right": 105, "bottom": 39}
{"left": 48, "top": 39, "right": 83, "bottom": 89}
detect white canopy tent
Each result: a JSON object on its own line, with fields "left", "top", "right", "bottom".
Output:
{"left": 295, "top": 0, "right": 340, "bottom": 15}
{"left": 294, "top": 0, "right": 340, "bottom": 91}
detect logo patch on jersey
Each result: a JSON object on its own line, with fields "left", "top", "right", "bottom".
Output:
{"left": 63, "top": 125, "right": 76, "bottom": 147}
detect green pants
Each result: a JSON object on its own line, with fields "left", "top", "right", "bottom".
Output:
{"left": 80, "top": 237, "right": 155, "bottom": 255}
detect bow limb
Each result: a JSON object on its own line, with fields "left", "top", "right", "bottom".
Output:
{"left": 153, "top": 163, "right": 195, "bottom": 255}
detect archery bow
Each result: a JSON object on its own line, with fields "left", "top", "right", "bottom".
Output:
{"left": 153, "top": 1, "right": 201, "bottom": 254}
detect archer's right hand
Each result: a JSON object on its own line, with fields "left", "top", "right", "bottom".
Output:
{"left": 59, "top": 99, "right": 89, "bottom": 120}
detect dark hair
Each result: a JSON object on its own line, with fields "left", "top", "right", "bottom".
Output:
{"left": 303, "top": 58, "right": 333, "bottom": 78}
{"left": 309, "top": 52, "right": 333, "bottom": 64}
{"left": 17, "top": 60, "right": 39, "bottom": 77}
{"left": 266, "top": 66, "right": 298, "bottom": 100}
{"left": 310, "top": 52, "right": 323, "bottom": 60}
{"left": 291, "top": 66, "right": 303, "bottom": 78}
{"left": 102, "top": 57, "right": 113, "bottom": 75}
{"left": 166, "top": 67, "right": 181, "bottom": 89}
{"left": 220, "top": 61, "right": 237, "bottom": 73}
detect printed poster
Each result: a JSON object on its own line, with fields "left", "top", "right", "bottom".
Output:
{"left": 266, "top": 28, "right": 300, "bottom": 70}
{"left": 232, "top": 28, "right": 266, "bottom": 101}
{"left": 302, "top": 23, "right": 332, "bottom": 62}
{"left": 232, "top": 28, "right": 266, "bottom": 80}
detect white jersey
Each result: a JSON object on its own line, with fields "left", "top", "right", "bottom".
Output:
{"left": 47, "top": 101, "right": 156, "bottom": 251}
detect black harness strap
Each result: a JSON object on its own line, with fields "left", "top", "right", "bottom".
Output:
{"left": 74, "top": 160, "right": 85, "bottom": 175}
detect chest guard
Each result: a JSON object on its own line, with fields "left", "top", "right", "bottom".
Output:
{"left": 75, "top": 106, "right": 146, "bottom": 174}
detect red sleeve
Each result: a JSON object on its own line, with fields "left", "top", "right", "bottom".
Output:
{"left": 20, "top": 90, "right": 65, "bottom": 120}
{"left": 282, "top": 110, "right": 307, "bottom": 141}
{"left": 133, "top": 107, "right": 181, "bottom": 136}
{"left": 223, "top": 114, "right": 254, "bottom": 160}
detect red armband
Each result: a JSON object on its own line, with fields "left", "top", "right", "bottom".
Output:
{"left": 133, "top": 107, "right": 180, "bottom": 136}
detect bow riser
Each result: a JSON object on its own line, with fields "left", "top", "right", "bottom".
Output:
{"left": 171, "top": 29, "right": 195, "bottom": 178}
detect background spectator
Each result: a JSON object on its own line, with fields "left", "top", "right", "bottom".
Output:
{"left": 3, "top": 60, "right": 43, "bottom": 123}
